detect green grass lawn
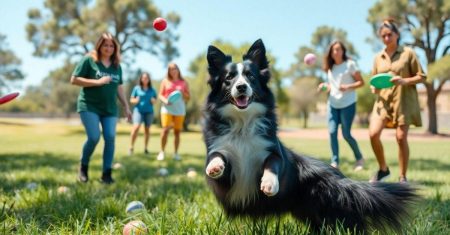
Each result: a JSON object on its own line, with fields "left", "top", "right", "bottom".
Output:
{"left": 0, "top": 118, "right": 449, "bottom": 234}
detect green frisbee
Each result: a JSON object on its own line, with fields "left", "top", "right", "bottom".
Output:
{"left": 370, "top": 73, "right": 394, "bottom": 89}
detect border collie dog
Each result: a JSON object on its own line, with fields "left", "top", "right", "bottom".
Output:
{"left": 203, "top": 39, "right": 418, "bottom": 232}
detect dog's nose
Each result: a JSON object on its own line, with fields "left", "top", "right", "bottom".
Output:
{"left": 236, "top": 84, "right": 247, "bottom": 93}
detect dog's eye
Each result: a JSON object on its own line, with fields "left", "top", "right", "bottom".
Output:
{"left": 225, "top": 75, "right": 234, "bottom": 80}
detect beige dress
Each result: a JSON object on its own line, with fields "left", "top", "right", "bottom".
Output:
{"left": 371, "top": 46, "right": 427, "bottom": 128}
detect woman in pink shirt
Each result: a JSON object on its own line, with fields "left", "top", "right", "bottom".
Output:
{"left": 156, "top": 63, "right": 190, "bottom": 161}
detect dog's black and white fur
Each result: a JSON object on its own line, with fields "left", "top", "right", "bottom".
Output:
{"left": 203, "top": 39, "right": 418, "bottom": 232}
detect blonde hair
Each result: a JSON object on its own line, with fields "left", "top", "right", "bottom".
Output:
{"left": 90, "top": 33, "right": 121, "bottom": 67}
{"left": 166, "top": 62, "right": 184, "bottom": 81}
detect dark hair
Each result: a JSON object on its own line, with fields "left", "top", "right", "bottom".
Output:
{"left": 138, "top": 72, "right": 152, "bottom": 89}
{"left": 378, "top": 19, "right": 401, "bottom": 44}
{"left": 322, "top": 41, "right": 348, "bottom": 72}
{"left": 90, "top": 33, "right": 121, "bottom": 68}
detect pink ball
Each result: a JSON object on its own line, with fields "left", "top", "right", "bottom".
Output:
{"left": 303, "top": 53, "right": 317, "bottom": 66}
{"left": 153, "top": 17, "right": 167, "bottom": 31}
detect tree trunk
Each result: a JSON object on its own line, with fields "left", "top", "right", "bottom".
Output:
{"left": 302, "top": 110, "right": 309, "bottom": 129}
{"left": 425, "top": 83, "right": 438, "bottom": 134}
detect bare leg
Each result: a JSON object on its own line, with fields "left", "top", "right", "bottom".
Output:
{"left": 144, "top": 126, "right": 150, "bottom": 150}
{"left": 369, "top": 117, "right": 388, "bottom": 171}
{"left": 160, "top": 127, "right": 170, "bottom": 152}
{"left": 174, "top": 129, "right": 181, "bottom": 154}
{"left": 130, "top": 124, "right": 141, "bottom": 150}
{"left": 396, "top": 125, "right": 409, "bottom": 178}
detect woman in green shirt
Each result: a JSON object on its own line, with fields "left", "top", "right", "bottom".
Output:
{"left": 71, "top": 33, "right": 131, "bottom": 184}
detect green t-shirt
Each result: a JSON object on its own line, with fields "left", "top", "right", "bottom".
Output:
{"left": 72, "top": 56, "right": 123, "bottom": 116}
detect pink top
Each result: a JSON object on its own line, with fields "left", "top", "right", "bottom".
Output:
{"left": 161, "top": 79, "right": 189, "bottom": 98}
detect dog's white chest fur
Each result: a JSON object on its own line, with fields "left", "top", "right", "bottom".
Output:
{"left": 208, "top": 103, "right": 272, "bottom": 207}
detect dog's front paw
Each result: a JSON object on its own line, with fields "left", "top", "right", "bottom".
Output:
{"left": 260, "top": 171, "right": 279, "bottom": 196}
{"left": 206, "top": 157, "right": 225, "bottom": 179}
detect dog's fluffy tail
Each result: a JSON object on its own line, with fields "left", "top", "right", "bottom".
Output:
{"left": 293, "top": 156, "right": 419, "bottom": 232}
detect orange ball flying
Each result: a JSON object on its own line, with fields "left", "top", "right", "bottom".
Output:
{"left": 153, "top": 17, "right": 167, "bottom": 31}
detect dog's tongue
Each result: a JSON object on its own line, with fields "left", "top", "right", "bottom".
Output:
{"left": 235, "top": 96, "right": 249, "bottom": 108}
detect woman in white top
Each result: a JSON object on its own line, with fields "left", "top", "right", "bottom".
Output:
{"left": 318, "top": 41, "right": 365, "bottom": 170}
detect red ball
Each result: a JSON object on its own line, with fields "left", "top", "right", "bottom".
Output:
{"left": 153, "top": 17, "right": 167, "bottom": 31}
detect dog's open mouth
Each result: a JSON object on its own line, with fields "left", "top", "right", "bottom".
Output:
{"left": 233, "top": 95, "right": 251, "bottom": 109}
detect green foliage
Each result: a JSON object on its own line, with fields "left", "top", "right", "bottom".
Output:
{"left": 356, "top": 73, "right": 376, "bottom": 126}
{"left": 0, "top": 119, "right": 449, "bottom": 234}
{"left": 428, "top": 55, "right": 450, "bottom": 81}
{"left": 26, "top": 0, "right": 180, "bottom": 65}
{"left": 289, "top": 77, "right": 320, "bottom": 128}
{"left": 287, "top": 26, "right": 358, "bottom": 80}
{"left": 0, "top": 33, "right": 24, "bottom": 95}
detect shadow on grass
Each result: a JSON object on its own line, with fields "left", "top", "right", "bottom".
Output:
{"left": 0, "top": 152, "right": 78, "bottom": 192}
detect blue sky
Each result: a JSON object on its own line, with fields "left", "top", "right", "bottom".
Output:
{"left": 1, "top": 0, "right": 380, "bottom": 92}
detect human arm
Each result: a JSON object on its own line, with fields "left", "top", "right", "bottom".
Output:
{"left": 117, "top": 85, "right": 132, "bottom": 122}
{"left": 70, "top": 75, "right": 112, "bottom": 87}
{"left": 158, "top": 80, "right": 170, "bottom": 105}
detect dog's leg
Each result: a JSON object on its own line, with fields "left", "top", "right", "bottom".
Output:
{"left": 206, "top": 152, "right": 226, "bottom": 179}
{"left": 260, "top": 154, "right": 281, "bottom": 196}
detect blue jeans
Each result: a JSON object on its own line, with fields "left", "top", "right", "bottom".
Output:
{"left": 79, "top": 111, "right": 117, "bottom": 171}
{"left": 328, "top": 102, "right": 363, "bottom": 164}
{"left": 132, "top": 109, "right": 154, "bottom": 128}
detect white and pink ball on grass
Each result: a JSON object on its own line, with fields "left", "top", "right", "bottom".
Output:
{"left": 123, "top": 220, "right": 148, "bottom": 235}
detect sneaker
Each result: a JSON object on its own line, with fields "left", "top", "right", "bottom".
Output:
{"left": 100, "top": 169, "right": 115, "bottom": 184}
{"left": 144, "top": 149, "right": 149, "bottom": 155}
{"left": 78, "top": 164, "right": 89, "bottom": 183}
{"left": 157, "top": 151, "right": 165, "bottom": 161}
{"left": 353, "top": 159, "right": 364, "bottom": 171}
{"left": 399, "top": 176, "right": 408, "bottom": 183}
{"left": 174, "top": 153, "right": 181, "bottom": 161}
{"left": 369, "top": 168, "right": 390, "bottom": 183}
{"left": 330, "top": 162, "right": 339, "bottom": 169}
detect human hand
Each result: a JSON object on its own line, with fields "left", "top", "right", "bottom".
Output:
{"left": 98, "top": 76, "right": 112, "bottom": 85}
{"left": 125, "top": 109, "right": 132, "bottom": 123}
{"left": 390, "top": 76, "right": 406, "bottom": 86}
{"left": 370, "top": 85, "right": 380, "bottom": 95}
{"left": 317, "top": 83, "right": 329, "bottom": 92}
{"left": 339, "top": 84, "right": 350, "bottom": 92}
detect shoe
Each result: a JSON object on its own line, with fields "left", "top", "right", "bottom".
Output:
{"left": 78, "top": 164, "right": 88, "bottom": 183}
{"left": 353, "top": 159, "right": 364, "bottom": 171}
{"left": 330, "top": 162, "right": 339, "bottom": 169}
{"left": 399, "top": 176, "right": 408, "bottom": 183}
{"left": 128, "top": 148, "right": 133, "bottom": 156}
{"left": 157, "top": 151, "right": 165, "bottom": 161}
{"left": 174, "top": 153, "right": 181, "bottom": 161}
{"left": 144, "top": 149, "right": 149, "bottom": 155}
{"left": 100, "top": 169, "right": 115, "bottom": 184}
{"left": 369, "top": 168, "right": 390, "bottom": 183}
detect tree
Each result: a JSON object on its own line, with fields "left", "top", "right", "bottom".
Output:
{"left": 367, "top": 0, "right": 450, "bottom": 134}
{"left": 289, "top": 77, "right": 319, "bottom": 128}
{"left": 23, "top": 0, "right": 180, "bottom": 115}
{"left": 185, "top": 40, "right": 287, "bottom": 129}
{"left": 0, "top": 33, "right": 24, "bottom": 95}
{"left": 287, "top": 26, "right": 359, "bottom": 80}
{"left": 26, "top": 0, "right": 180, "bottom": 65}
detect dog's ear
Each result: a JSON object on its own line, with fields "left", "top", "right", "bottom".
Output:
{"left": 243, "top": 39, "right": 268, "bottom": 70}
{"left": 207, "top": 45, "right": 231, "bottom": 74}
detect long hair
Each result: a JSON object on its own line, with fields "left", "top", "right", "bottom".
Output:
{"left": 378, "top": 18, "right": 401, "bottom": 44}
{"left": 90, "top": 33, "right": 121, "bottom": 68}
{"left": 138, "top": 72, "right": 153, "bottom": 89}
{"left": 166, "top": 63, "right": 184, "bottom": 81}
{"left": 322, "top": 41, "right": 348, "bottom": 72}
